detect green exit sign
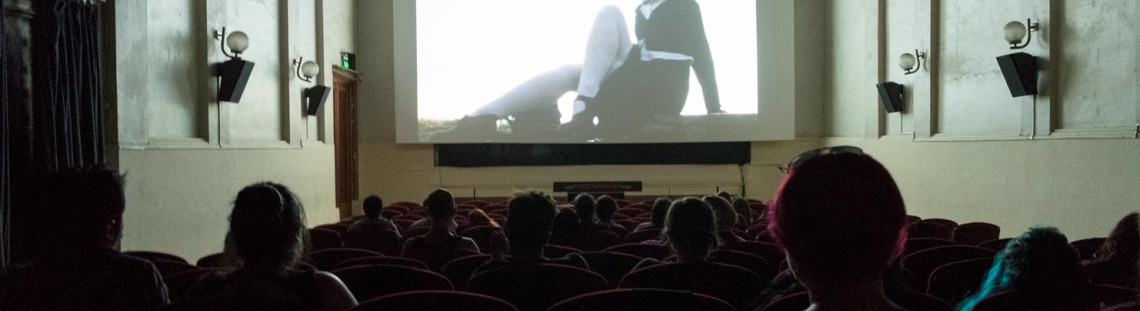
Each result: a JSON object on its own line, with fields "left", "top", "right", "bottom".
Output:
{"left": 341, "top": 52, "right": 356, "bottom": 70}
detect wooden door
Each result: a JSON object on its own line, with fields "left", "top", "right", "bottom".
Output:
{"left": 333, "top": 68, "right": 359, "bottom": 218}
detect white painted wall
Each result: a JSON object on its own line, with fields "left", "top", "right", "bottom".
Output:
{"left": 113, "top": 0, "right": 354, "bottom": 262}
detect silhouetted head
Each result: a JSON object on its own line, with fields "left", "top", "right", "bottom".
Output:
{"left": 703, "top": 196, "right": 737, "bottom": 234}
{"left": 40, "top": 166, "right": 126, "bottom": 250}
{"left": 595, "top": 195, "right": 617, "bottom": 223}
{"left": 228, "top": 182, "right": 307, "bottom": 271}
{"left": 467, "top": 208, "right": 500, "bottom": 228}
{"left": 573, "top": 193, "right": 597, "bottom": 225}
{"left": 363, "top": 195, "right": 384, "bottom": 218}
{"left": 424, "top": 189, "right": 457, "bottom": 226}
{"left": 715, "top": 191, "right": 732, "bottom": 201}
{"left": 507, "top": 190, "right": 559, "bottom": 255}
{"left": 769, "top": 153, "right": 907, "bottom": 286}
{"left": 550, "top": 208, "right": 581, "bottom": 246}
{"left": 1094, "top": 213, "right": 1140, "bottom": 265}
{"left": 664, "top": 198, "right": 719, "bottom": 261}
{"left": 959, "top": 227, "right": 1088, "bottom": 311}
{"left": 731, "top": 197, "right": 752, "bottom": 226}
{"left": 650, "top": 197, "right": 672, "bottom": 227}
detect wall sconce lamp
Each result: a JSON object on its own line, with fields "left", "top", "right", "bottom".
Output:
{"left": 1004, "top": 19, "right": 1039, "bottom": 50}
{"left": 997, "top": 19, "right": 1039, "bottom": 97}
{"left": 293, "top": 57, "right": 331, "bottom": 116}
{"left": 213, "top": 27, "right": 255, "bottom": 103}
{"left": 900, "top": 50, "right": 925, "bottom": 75}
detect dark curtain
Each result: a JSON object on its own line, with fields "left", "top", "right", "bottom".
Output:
{"left": 33, "top": 0, "right": 103, "bottom": 171}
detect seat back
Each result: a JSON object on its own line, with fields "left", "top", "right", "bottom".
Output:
{"left": 331, "top": 264, "right": 453, "bottom": 301}
{"left": 548, "top": 288, "right": 735, "bottom": 311}
{"left": 163, "top": 269, "right": 215, "bottom": 303}
{"left": 624, "top": 229, "right": 663, "bottom": 243}
{"left": 619, "top": 262, "right": 763, "bottom": 310}
{"left": 580, "top": 251, "right": 643, "bottom": 288}
{"left": 625, "top": 203, "right": 653, "bottom": 212}
{"left": 380, "top": 209, "right": 402, "bottom": 220}
{"left": 460, "top": 225, "right": 504, "bottom": 252}
{"left": 125, "top": 251, "right": 188, "bottom": 264}
{"left": 903, "top": 238, "right": 958, "bottom": 256}
{"left": 922, "top": 218, "right": 959, "bottom": 230}
{"left": 710, "top": 249, "right": 775, "bottom": 282}
{"left": 1070, "top": 237, "right": 1107, "bottom": 261}
{"left": 462, "top": 200, "right": 492, "bottom": 208}
{"left": 440, "top": 254, "right": 492, "bottom": 289}
{"left": 906, "top": 215, "right": 923, "bottom": 224}
{"left": 723, "top": 241, "right": 786, "bottom": 267}
{"left": 343, "top": 228, "right": 402, "bottom": 256}
{"left": 314, "top": 223, "right": 351, "bottom": 236}
{"left": 886, "top": 290, "right": 954, "bottom": 311}
{"left": 1092, "top": 284, "right": 1139, "bottom": 307}
{"left": 352, "top": 290, "right": 518, "bottom": 311}
{"left": 977, "top": 238, "right": 1013, "bottom": 251}
{"left": 466, "top": 263, "right": 608, "bottom": 311}
{"left": 151, "top": 260, "right": 202, "bottom": 278}
{"left": 574, "top": 229, "right": 621, "bottom": 251}
{"left": 308, "top": 248, "right": 384, "bottom": 271}
{"left": 615, "top": 208, "right": 647, "bottom": 218}
{"left": 908, "top": 221, "right": 954, "bottom": 240}
{"left": 1083, "top": 261, "right": 1138, "bottom": 288}
{"left": 544, "top": 245, "right": 583, "bottom": 259}
{"left": 308, "top": 228, "right": 343, "bottom": 250}
{"left": 759, "top": 292, "right": 809, "bottom": 311}
{"left": 195, "top": 253, "right": 228, "bottom": 268}
{"left": 971, "top": 289, "right": 1099, "bottom": 311}
{"left": 333, "top": 256, "right": 429, "bottom": 271}
{"left": 902, "top": 245, "right": 996, "bottom": 291}
{"left": 604, "top": 243, "right": 672, "bottom": 261}
{"left": 926, "top": 257, "right": 994, "bottom": 304}
{"left": 953, "top": 222, "right": 1001, "bottom": 246}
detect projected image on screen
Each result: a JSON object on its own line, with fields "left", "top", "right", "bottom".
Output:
{"left": 416, "top": 0, "right": 758, "bottom": 143}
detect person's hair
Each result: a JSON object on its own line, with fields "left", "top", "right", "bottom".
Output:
{"left": 506, "top": 190, "right": 558, "bottom": 254}
{"left": 731, "top": 197, "right": 752, "bottom": 226}
{"left": 703, "top": 196, "right": 737, "bottom": 234}
{"left": 467, "top": 208, "right": 500, "bottom": 228}
{"left": 595, "top": 195, "right": 617, "bottom": 222}
{"left": 40, "top": 166, "right": 126, "bottom": 248}
{"left": 550, "top": 208, "right": 581, "bottom": 246}
{"left": 424, "top": 189, "right": 456, "bottom": 223}
{"left": 573, "top": 193, "right": 597, "bottom": 225}
{"left": 768, "top": 153, "right": 907, "bottom": 284}
{"left": 363, "top": 195, "right": 384, "bottom": 218}
{"left": 650, "top": 197, "right": 672, "bottom": 227}
{"left": 715, "top": 191, "right": 732, "bottom": 201}
{"left": 958, "top": 227, "right": 1088, "bottom": 311}
{"left": 228, "top": 182, "right": 308, "bottom": 271}
{"left": 663, "top": 198, "right": 719, "bottom": 259}
{"left": 1092, "top": 213, "right": 1140, "bottom": 265}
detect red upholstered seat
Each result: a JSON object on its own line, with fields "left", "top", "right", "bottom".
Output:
{"left": 308, "top": 228, "right": 343, "bottom": 250}
{"left": 466, "top": 263, "right": 608, "bottom": 311}
{"left": 125, "top": 251, "right": 188, "bottom": 264}
{"left": 352, "top": 290, "right": 518, "bottom": 311}
{"left": 440, "top": 254, "right": 492, "bottom": 289}
{"left": 903, "top": 238, "right": 958, "bottom": 256}
{"left": 953, "top": 222, "right": 1001, "bottom": 246}
{"left": 462, "top": 200, "right": 492, "bottom": 208}
{"left": 544, "top": 245, "right": 583, "bottom": 259}
{"left": 624, "top": 229, "right": 663, "bottom": 244}
{"left": 926, "top": 257, "right": 993, "bottom": 304}
{"left": 389, "top": 201, "right": 421, "bottom": 209}
{"left": 331, "top": 264, "right": 453, "bottom": 301}
{"left": 902, "top": 245, "right": 996, "bottom": 291}
{"left": 922, "top": 218, "right": 959, "bottom": 230}
{"left": 386, "top": 205, "right": 410, "bottom": 215}
{"left": 1083, "top": 261, "right": 1139, "bottom": 288}
{"left": 1093, "top": 284, "right": 1139, "bottom": 307}
{"left": 308, "top": 248, "right": 384, "bottom": 271}
{"left": 761, "top": 291, "right": 953, "bottom": 311}
{"left": 908, "top": 221, "right": 955, "bottom": 240}
{"left": 332, "top": 255, "right": 429, "bottom": 271}
{"left": 314, "top": 223, "right": 350, "bottom": 237}
{"left": 150, "top": 260, "right": 202, "bottom": 278}
{"left": 343, "top": 228, "right": 402, "bottom": 256}
{"left": 195, "top": 253, "right": 227, "bottom": 268}
{"left": 625, "top": 203, "right": 653, "bottom": 212}
{"left": 616, "top": 208, "right": 647, "bottom": 218}
{"left": 460, "top": 225, "right": 504, "bottom": 252}
{"left": 977, "top": 238, "right": 1013, "bottom": 251}
{"left": 604, "top": 243, "right": 672, "bottom": 261}
{"left": 710, "top": 249, "right": 775, "bottom": 282}
{"left": 163, "top": 269, "right": 214, "bottom": 303}
{"left": 580, "top": 251, "right": 643, "bottom": 288}
{"left": 619, "top": 262, "right": 763, "bottom": 310}
{"left": 723, "top": 241, "right": 785, "bottom": 268}
{"left": 573, "top": 229, "right": 621, "bottom": 251}
{"left": 548, "top": 288, "right": 734, "bottom": 311}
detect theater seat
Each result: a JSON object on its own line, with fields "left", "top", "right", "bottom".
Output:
{"left": 1070, "top": 237, "right": 1107, "bottom": 261}
{"left": 308, "top": 228, "right": 343, "bottom": 251}
{"left": 977, "top": 238, "right": 1013, "bottom": 251}
{"left": 440, "top": 254, "right": 491, "bottom": 289}
{"left": 926, "top": 257, "right": 993, "bottom": 304}
{"left": 903, "top": 238, "right": 958, "bottom": 256}
{"left": 604, "top": 243, "right": 672, "bottom": 261}
{"left": 580, "top": 251, "right": 643, "bottom": 288}
{"left": 466, "top": 263, "right": 607, "bottom": 311}
{"left": 544, "top": 245, "right": 583, "bottom": 259}
{"left": 710, "top": 249, "right": 775, "bottom": 282}
{"left": 548, "top": 288, "right": 734, "bottom": 311}
{"left": 902, "top": 245, "right": 996, "bottom": 291}
{"left": 619, "top": 262, "right": 763, "bottom": 310}
{"left": 908, "top": 221, "right": 954, "bottom": 240}
{"left": 308, "top": 248, "right": 384, "bottom": 271}
{"left": 342, "top": 228, "right": 402, "bottom": 256}
{"left": 332, "top": 256, "right": 429, "bottom": 271}
{"left": 761, "top": 290, "right": 953, "bottom": 311}
{"left": 163, "top": 269, "right": 215, "bottom": 303}
{"left": 150, "top": 260, "right": 202, "bottom": 278}
{"left": 723, "top": 241, "right": 785, "bottom": 268}
{"left": 351, "top": 290, "right": 518, "bottom": 311}
{"left": 953, "top": 222, "right": 1001, "bottom": 246}
{"left": 196, "top": 253, "right": 228, "bottom": 268}
{"left": 624, "top": 229, "right": 663, "bottom": 244}
{"left": 332, "top": 264, "right": 453, "bottom": 301}
{"left": 125, "top": 251, "right": 188, "bottom": 264}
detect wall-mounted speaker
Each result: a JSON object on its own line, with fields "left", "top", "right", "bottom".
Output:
{"left": 305, "top": 86, "right": 331, "bottom": 116}
{"left": 876, "top": 82, "right": 904, "bottom": 113}
{"left": 217, "top": 59, "right": 255, "bottom": 103}
{"left": 996, "top": 52, "right": 1037, "bottom": 97}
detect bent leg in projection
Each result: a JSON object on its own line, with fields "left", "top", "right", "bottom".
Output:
{"left": 574, "top": 5, "right": 633, "bottom": 116}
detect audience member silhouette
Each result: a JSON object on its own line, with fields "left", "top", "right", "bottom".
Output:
{"left": 343, "top": 195, "right": 401, "bottom": 248}
{"left": 632, "top": 197, "right": 719, "bottom": 270}
{"left": 634, "top": 197, "right": 672, "bottom": 232}
{"left": 573, "top": 193, "right": 599, "bottom": 228}
{"left": 957, "top": 227, "right": 1095, "bottom": 311}
{"left": 549, "top": 208, "right": 582, "bottom": 247}
{"left": 594, "top": 195, "right": 624, "bottom": 231}
{"left": 467, "top": 208, "right": 501, "bottom": 228}
{"left": 704, "top": 195, "right": 743, "bottom": 244}
{"left": 0, "top": 166, "right": 170, "bottom": 311}
{"left": 401, "top": 189, "right": 480, "bottom": 270}
{"left": 475, "top": 191, "right": 589, "bottom": 275}
{"left": 1088, "top": 213, "right": 1139, "bottom": 267}
{"left": 731, "top": 196, "right": 753, "bottom": 227}
{"left": 768, "top": 151, "right": 909, "bottom": 311}
{"left": 186, "top": 182, "right": 357, "bottom": 311}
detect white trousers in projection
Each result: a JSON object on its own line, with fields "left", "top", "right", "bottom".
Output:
{"left": 470, "top": 6, "right": 633, "bottom": 118}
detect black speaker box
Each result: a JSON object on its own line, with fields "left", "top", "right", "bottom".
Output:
{"left": 876, "top": 82, "right": 904, "bottom": 113}
{"left": 305, "top": 86, "right": 331, "bottom": 116}
{"left": 996, "top": 52, "right": 1037, "bottom": 97}
{"left": 217, "top": 59, "right": 255, "bottom": 103}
